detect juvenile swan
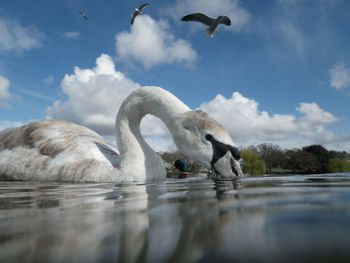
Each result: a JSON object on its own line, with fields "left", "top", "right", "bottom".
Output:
{"left": 0, "top": 87, "right": 243, "bottom": 182}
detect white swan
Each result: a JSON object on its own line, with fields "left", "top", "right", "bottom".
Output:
{"left": 0, "top": 87, "right": 243, "bottom": 182}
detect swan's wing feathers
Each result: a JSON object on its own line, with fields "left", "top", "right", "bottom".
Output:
{"left": 0, "top": 120, "right": 117, "bottom": 182}
{"left": 0, "top": 120, "right": 112, "bottom": 158}
{"left": 95, "top": 142, "right": 121, "bottom": 167}
{"left": 0, "top": 126, "right": 26, "bottom": 149}
{"left": 0, "top": 122, "right": 46, "bottom": 150}
{"left": 181, "top": 13, "right": 215, "bottom": 26}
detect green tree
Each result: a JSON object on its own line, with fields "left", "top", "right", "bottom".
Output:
{"left": 329, "top": 158, "right": 350, "bottom": 172}
{"left": 302, "top": 145, "right": 330, "bottom": 173}
{"left": 283, "top": 149, "right": 320, "bottom": 173}
{"left": 241, "top": 149, "right": 266, "bottom": 176}
{"left": 257, "top": 143, "right": 283, "bottom": 173}
{"left": 329, "top": 150, "right": 350, "bottom": 159}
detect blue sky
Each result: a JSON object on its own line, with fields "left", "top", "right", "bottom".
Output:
{"left": 1, "top": 0, "right": 350, "bottom": 151}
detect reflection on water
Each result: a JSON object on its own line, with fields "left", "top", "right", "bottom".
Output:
{"left": 2, "top": 173, "right": 350, "bottom": 262}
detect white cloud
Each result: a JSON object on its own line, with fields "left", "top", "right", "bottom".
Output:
{"left": 62, "top": 31, "right": 81, "bottom": 39}
{"left": 0, "top": 75, "right": 13, "bottom": 108}
{"left": 46, "top": 54, "right": 139, "bottom": 135}
{"left": 42, "top": 75, "right": 54, "bottom": 86}
{"left": 115, "top": 15, "right": 197, "bottom": 69}
{"left": 0, "top": 16, "right": 44, "bottom": 53}
{"left": 198, "top": 91, "right": 339, "bottom": 148}
{"left": 46, "top": 53, "right": 171, "bottom": 151}
{"left": 329, "top": 63, "right": 350, "bottom": 90}
{"left": 45, "top": 54, "right": 347, "bottom": 152}
{"left": 163, "top": 0, "right": 251, "bottom": 32}
{"left": 297, "top": 102, "right": 337, "bottom": 125}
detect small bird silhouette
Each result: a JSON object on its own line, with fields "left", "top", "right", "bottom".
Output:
{"left": 79, "top": 11, "right": 88, "bottom": 21}
{"left": 130, "top": 3, "right": 149, "bottom": 25}
{"left": 181, "top": 13, "right": 231, "bottom": 37}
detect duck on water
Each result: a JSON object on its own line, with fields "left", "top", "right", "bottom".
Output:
{"left": 0, "top": 87, "right": 243, "bottom": 182}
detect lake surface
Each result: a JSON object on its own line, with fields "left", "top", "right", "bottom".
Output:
{"left": 1, "top": 173, "right": 350, "bottom": 262}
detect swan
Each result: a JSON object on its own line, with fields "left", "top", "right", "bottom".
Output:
{"left": 0, "top": 87, "right": 243, "bottom": 182}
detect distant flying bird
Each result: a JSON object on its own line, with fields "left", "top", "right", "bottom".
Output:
{"left": 79, "top": 11, "right": 88, "bottom": 21}
{"left": 130, "top": 3, "right": 149, "bottom": 25}
{"left": 181, "top": 13, "right": 231, "bottom": 37}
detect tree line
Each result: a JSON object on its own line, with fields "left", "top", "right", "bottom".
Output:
{"left": 160, "top": 143, "right": 350, "bottom": 176}
{"left": 241, "top": 143, "right": 350, "bottom": 175}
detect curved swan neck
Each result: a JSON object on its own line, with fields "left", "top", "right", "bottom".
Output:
{"left": 118, "top": 87, "right": 190, "bottom": 125}
{"left": 115, "top": 87, "right": 191, "bottom": 180}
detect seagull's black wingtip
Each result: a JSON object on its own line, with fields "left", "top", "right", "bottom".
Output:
{"left": 180, "top": 15, "right": 190, "bottom": 21}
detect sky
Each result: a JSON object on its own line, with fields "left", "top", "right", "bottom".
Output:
{"left": 1, "top": 0, "right": 350, "bottom": 152}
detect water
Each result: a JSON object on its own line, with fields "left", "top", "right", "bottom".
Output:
{"left": 2, "top": 173, "right": 350, "bottom": 262}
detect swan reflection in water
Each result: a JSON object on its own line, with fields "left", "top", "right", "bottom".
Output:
{"left": 0, "top": 178, "right": 241, "bottom": 262}
{"left": 2, "top": 175, "right": 350, "bottom": 262}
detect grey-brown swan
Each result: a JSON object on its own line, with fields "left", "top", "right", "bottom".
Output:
{"left": 0, "top": 87, "right": 243, "bottom": 182}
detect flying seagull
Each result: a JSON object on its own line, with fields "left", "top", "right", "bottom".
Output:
{"left": 181, "top": 13, "right": 231, "bottom": 37}
{"left": 130, "top": 3, "right": 149, "bottom": 25}
{"left": 79, "top": 11, "right": 88, "bottom": 21}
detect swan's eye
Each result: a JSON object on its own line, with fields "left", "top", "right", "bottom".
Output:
{"left": 205, "top": 134, "right": 213, "bottom": 141}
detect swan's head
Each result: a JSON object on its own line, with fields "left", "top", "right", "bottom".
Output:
{"left": 173, "top": 110, "right": 243, "bottom": 178}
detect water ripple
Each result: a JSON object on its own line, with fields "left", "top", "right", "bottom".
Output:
{"left": 1, "top": 173, "right": 350, "bottom": 262}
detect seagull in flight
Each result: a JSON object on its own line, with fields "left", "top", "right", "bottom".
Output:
{"left": 79, "top": 11, "right": 88, "bottom": 21}
{"left": 181, "top": 13, "right": 231, "bottom": 37}
{"left": 130, "top": 3, "right": 149, "bottom": 25}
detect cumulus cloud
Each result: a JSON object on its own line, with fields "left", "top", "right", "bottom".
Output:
{"left": 0, "top": 75, "right": 13, "bottom": 108}
{"left": 163, "top": 0, "right": 251, "bottom": 32}
{"left": 62, "top": 31, "right": 81, "bottom": 39}
{"left": 45, "top": 54, "right": 345, "bottom": 152}
{"left": 115, "top": 15, "right": 197, "bottom": 69}
{"left": 0, "top": 16, "right": 44, "bottom": 53}
{"left": 46, "top": 53, "right": 171, "bottom": 151}
{"left": 46, "top": 54, "right": 139, "bottom": 135}
{"left": 329, "top": 63, "right": 350, "bottom": 91}
{"left": 198, "top": 91, "right": 339, "bottom": 147}
{"left": 297, "top": 102, "right": 337, "bottom": 125}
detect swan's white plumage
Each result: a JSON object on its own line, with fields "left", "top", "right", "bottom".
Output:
{"left": 0, "top": 120, "right": 117, "bottom": 182}
{"left": 0, "top": 87, "right": 242, "bottom": 182}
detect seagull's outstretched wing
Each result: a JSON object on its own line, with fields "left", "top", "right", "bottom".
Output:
{"left": 130, "top": 10, "right": 138, "bottom": 25}
{"left": 181, "top": 13, "right": 215, "bottom": 26}
{"left": 218, "top": 16, "right": 231, "bottom": 26}
{"left": 130, "top": 3, "right": 149, "bottom": 25}
{"left": 79, "top": 11, "right": 88, "bottom": 20}
{"left": 138, "top": 3, "right": 149, "bottom": 12}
